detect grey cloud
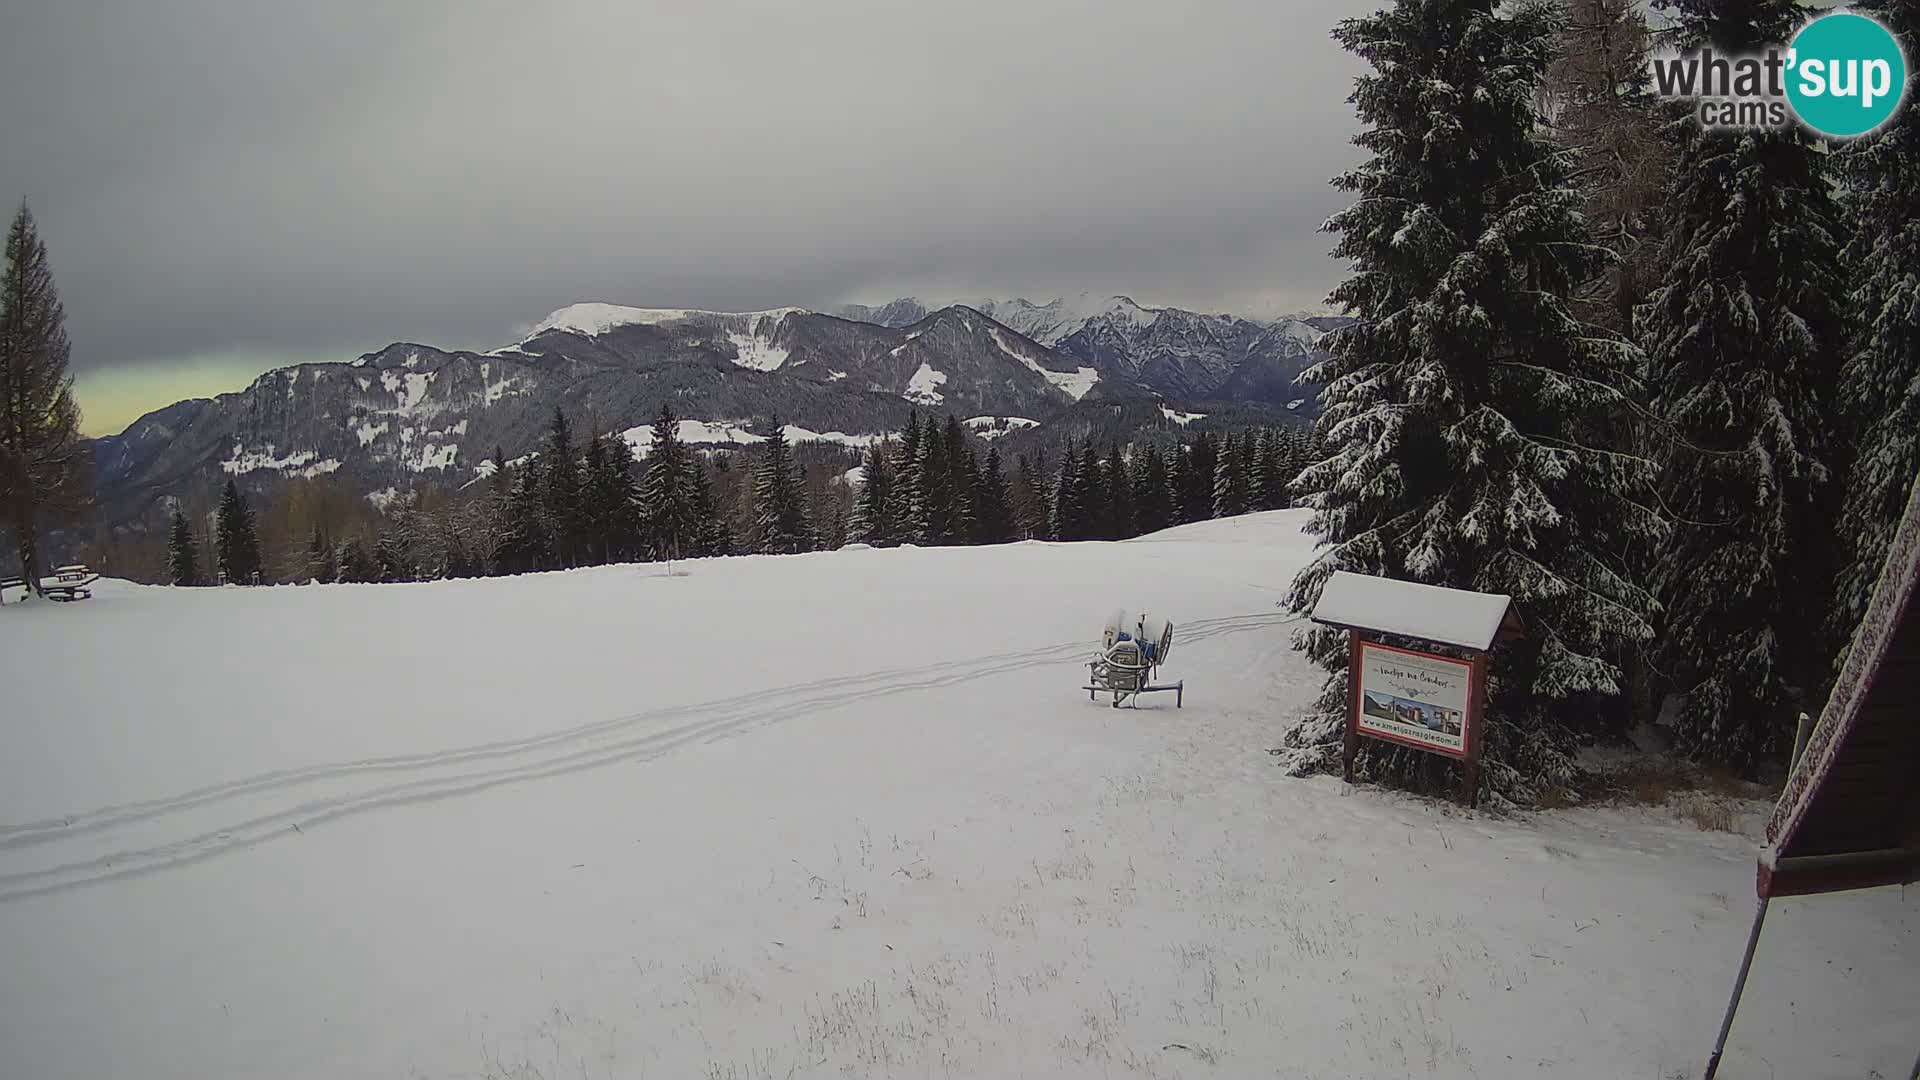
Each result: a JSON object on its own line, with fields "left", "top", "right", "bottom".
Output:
{"left": 2, "top": 0, "right": 1374, "bottom": 373}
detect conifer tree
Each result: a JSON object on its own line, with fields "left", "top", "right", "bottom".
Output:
{"left": 496, "top": 464, "right": 548, "bottom": 574}
{"left": 1009, "top": 453, "right": 1046, "bottom": 539}
{"left": 637, "top": 404, "right": 696, "bottom": 563}
{"left": 888, "top": 412, "right": 924, "bottom": 541}
{"left": 1051, "top": 440, "right": 1084, "bottom": 541}
{"left": 943, "top": 415, "right": 976, "bottom": 543}
{"left": 584, "top": 431, "right": 639, "bottom": 563}
{"left": 1075, "top": 441, "right": 1107, "bottom": 540}
{"left": 1282, "top": 0, "right": 1661, "bottom": 804}
{"left": 752, "top": 420, "right": 811, "bottom": 554}
{"left": 0, "top": 203, "right": 86, "bottom": 592}
{"left": 975, "top": 446, "right": 1015, "bottom": 544}
{"left": 374, "top": 530, "right": 409, "bottom": 582}
{"left": 913, "top": 419, "right": 954, "bottom": 543}
{"left": 851, "top": 437, "right": 897, "bottom": 546}
{"left": 166, "top": 507, "right": 197, "bottom": 586}
{"left": 690, "top": 458, "right": 732, "bottom": 558}
{"left": 1213, "top": 432, "right": 1247, "bottom": 518}
{"left": 541, "top": 408, "right": 583, "bottom": 567}
{"left": 1164, "top": 443, "right": 1189, "bottom": 524}
{"left": 1184, "top": 433, "right": 1218, "bottom": 522}
{"left": 215, "top": 479, "right": 262, "bottom": 584}
{"left": 1831, "top": 0, "right": 1920, "bottom": 651}
{"left": 337, "top": 536, "right": 378, "bottom": 583}
{"left": 1133, "top": 445, "right": 1174, "bottom": 535}
{"left": 1106, "top": 441, "right": 1135, "bottom": 539}
{"left": 1247, "top": 430, "right": 1274, "bottom": 511}
{"left": 307, "top": 523, "right": 335, "bottom": 583}
{"left": 1641, "top": 0, "right": 1848, "bottom": 767}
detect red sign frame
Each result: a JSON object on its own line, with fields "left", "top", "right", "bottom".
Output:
{"left": 1343, "top": 632, "right": 1489, "bottom": 806}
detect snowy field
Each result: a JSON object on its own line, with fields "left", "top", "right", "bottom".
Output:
{"left": 1, "top": 511, "right": 1914, "bottom": 1079}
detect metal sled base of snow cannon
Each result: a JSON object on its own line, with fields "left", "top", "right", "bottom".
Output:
{"left": 1084, "top": 612, "right": 1183, "bottom": 708}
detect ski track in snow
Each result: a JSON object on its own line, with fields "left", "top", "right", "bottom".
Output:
{"left": 0, "top": 612, "right": 1296, "bottom": 903}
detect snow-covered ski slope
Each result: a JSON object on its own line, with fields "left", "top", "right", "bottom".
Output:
{"left": 1, "top": 511, "right": 1913, "bottom": 1079}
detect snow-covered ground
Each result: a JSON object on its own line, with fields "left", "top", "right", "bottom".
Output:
{"left": 1, "top": 512, "right": 1914, "bottom": 1079}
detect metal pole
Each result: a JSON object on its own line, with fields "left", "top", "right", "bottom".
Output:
{"left": 1790, "top": 711, "right": 1815, "bottom": 769}
{"left": 1703, "top": 896, "right": 1771, "bottom": 1080}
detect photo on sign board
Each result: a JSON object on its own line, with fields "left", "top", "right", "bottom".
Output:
{"left": 1354, "top": 643, "right": 1472, "bottom": 755}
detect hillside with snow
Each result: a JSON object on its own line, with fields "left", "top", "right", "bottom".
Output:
{"left": 4, "top": 511, "right": 1911, "bottom": 1079}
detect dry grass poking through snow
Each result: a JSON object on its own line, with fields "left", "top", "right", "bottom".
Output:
{"left": 1581, "top": 759, "right": 1777, "bottom": 834}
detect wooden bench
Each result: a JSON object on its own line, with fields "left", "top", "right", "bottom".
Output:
{"left": 0, "top": 575, "right": 25, "bottom": 604}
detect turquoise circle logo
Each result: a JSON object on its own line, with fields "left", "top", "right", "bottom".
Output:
{"left": 1786, "top": 12, "right": 1909, "bottom": 137}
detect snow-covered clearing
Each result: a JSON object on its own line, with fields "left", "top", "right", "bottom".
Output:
{"left": 1, "top": 511, "right": 1913, "bottom": 1079}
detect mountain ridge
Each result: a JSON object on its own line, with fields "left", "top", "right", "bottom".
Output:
{"left": 81, "top": 294, "right": 1339, "bottom": 547}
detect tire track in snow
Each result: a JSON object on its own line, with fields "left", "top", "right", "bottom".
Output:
{"left": 1, "top": 609, "right": 1289, "bottom": 851}
{"left": 0, "top": 612, "right": 1297, "bottom": 902}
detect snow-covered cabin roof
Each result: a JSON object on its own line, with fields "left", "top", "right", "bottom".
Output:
{"left": 1759, "top": 470, "right": 1920, "bottom": 898}
{"left": 1309, "top": 571, "right": 1516, "bottom": 651}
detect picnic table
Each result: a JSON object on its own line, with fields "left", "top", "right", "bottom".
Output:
{"left": 46, "top": 565, "right": 99, "bottom": 601}
{"left": 0, "top": 565, "right": 99, "bottom": 603}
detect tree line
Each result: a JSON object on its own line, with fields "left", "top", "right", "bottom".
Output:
{"left": 160, "top": 405, "right": 1322, "bottom": 587}
{"left": 1275, "top": 0, "right": 1920, "bottom": 805}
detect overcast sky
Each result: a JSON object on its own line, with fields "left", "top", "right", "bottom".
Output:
{"left": 2, "top": 0, "right": 1374, "bottom": 435}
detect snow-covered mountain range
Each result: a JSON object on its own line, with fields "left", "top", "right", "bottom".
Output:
{"left": 84, "top": 296, "right": 1341, "bottom": 536}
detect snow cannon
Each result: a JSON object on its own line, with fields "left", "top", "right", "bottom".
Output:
{"left": 1087, "top": 611, "right": 1182, "bottom": 709}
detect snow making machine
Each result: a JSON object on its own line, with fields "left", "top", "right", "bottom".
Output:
{"left": 1084, "top": 611, "right": 1183, "bottom": 708}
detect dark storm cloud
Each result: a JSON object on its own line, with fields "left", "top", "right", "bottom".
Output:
{"left": 2, "top": 0, "right": 1374, "bottom": 378}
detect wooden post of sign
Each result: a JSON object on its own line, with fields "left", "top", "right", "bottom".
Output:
{"left": 1464, "top": 651, "right": 1489, "bottom": 808}
{"left": 1342, "top": 630, "right": 1362, "bottom": 784}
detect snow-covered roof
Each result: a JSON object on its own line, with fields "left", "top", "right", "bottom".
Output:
{"left": 1309, "top": 571, "right": 1514, "bottom": 651}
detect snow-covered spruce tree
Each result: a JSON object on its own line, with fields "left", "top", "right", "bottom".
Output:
{"left": 888, "top": 412, "right": 923, "bottom": 542}
{"left": 215, "top": 479, "right": 263, "bottom": 585}
{"left": 166, "top": 507, "right": 197, "bottom": 586}
{"left": 1213, "top": 431, "right": 1248, "bottom": 519}
{"left": 1, "top": 203, "right": 86, "bottom": 593}
{"left": 912, "top": 419, "right": 954, "bottom": 543}
{"left": 1133, "top": 445, "right": 1174, "bottom": 535}
{"left": 1282, "top": 0, "right": 1661, "bottom": 806}
{"left": 637, "top": 404, "right": 694, "bottom": 563}
{"left": 1152, "top": 441, "right": 1182, "bottom": 522}
{"left": 1641, "top": 0, "right": 1848, "bottom": 769}
{"left": 1831, "top": 0, "right": 1920, "bottom": 654}
{"left": 1247, "top": 430, "right": 1271, "bottom": 511}
{"left": 851, "top": 437, "right": 897, "bottom": 546}
{"left": 751, "top": 420, "right": 811, "bottom": 554}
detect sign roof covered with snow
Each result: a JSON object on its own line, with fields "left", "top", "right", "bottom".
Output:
{"left": 1309, "top": 571, "right": 1516, "bottom": 651}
